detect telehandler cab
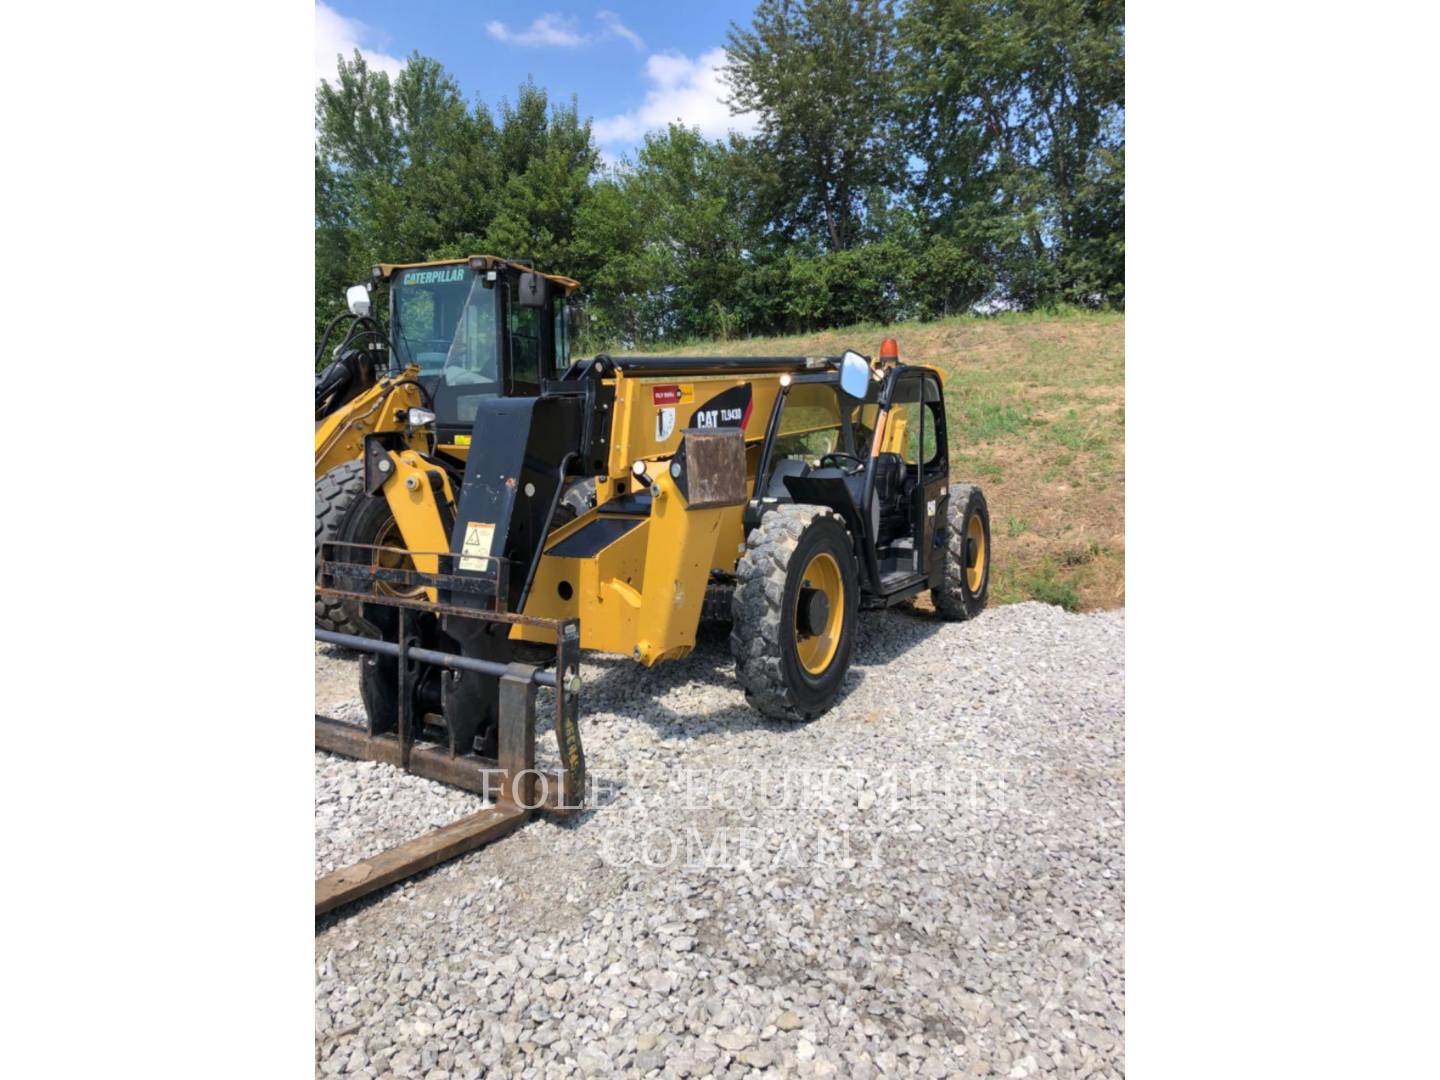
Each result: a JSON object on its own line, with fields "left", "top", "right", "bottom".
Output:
{"left": 314, "top": 256, "right": 582, "bottom": 632}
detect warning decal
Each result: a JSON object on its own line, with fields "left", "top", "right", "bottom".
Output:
{"left": 459, "top": 521, "right": 496, "bottom": 572}
{"left": 656, "top": 406, "right": 677, "bottom": 441}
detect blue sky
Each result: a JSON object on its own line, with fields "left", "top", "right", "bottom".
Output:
{"left": 315, "top": 1, "right": 761, "bottom": 163}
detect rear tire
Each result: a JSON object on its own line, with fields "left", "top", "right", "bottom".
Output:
{"left": 731, "top": 504, "right": 858, "bottom": 721}
{"left": 315, "top": 461, "right": 367, "bottom": 634}
{"left": 932, "top": 484, "right": 990, "bottom": 621}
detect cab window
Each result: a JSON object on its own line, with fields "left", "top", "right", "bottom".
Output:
{"left": 890, "top": 375, "right": 944, "bottom": 469}
{"left": 772, "top": 382, "right": 844, "bottom": 459}
{"left": 506, "top": 279, "right": 543, "bottom": 390}
{"left": 553, "top": 295, "right": 570, "bottom": 370}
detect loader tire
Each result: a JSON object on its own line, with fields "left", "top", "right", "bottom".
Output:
{"left": 332, "top": 486, "right": 429, "bottom": 637}
{"left": 315, "top": 460, "right": 367, "bottom": 635}
{"left": 731, "top": 504, "right": 858, "bottom": 722}
{"left": 932, "top": 484, "right": 990, "bottom": 621}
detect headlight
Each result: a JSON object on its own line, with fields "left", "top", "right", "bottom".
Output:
{"left": 407, "top": 407, "right": 437, "bottom": 429}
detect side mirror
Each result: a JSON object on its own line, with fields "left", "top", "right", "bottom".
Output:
{"left": 518, "top": 271, "right": 548, "bottom": 308}
{"left": 839, "top": 350, "right": 871, "bottom": 399}
{"left": 346, "top": 284, "right": 371, "bottom": 317}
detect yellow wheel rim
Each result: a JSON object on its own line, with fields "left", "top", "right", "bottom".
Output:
{"left": 965, "top": 512, "right": 987, "bottom": 593}
{"left": 794, "top": 551, "right": 844, "bottom": 675}
{"left": 372, "top": 516, "right": 426, "bottom": 600}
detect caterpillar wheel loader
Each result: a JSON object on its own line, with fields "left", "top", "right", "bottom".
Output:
{"left": 313, "top": 335, "right": 991, "bottom": 910}
{"left": 314, "top": 256, "right": 582, "bottom": 633}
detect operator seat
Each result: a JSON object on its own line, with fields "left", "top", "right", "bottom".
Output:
{"left": 871, "top": 452, "right": 911, "bottom": 545}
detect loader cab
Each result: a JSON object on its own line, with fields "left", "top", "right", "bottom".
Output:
{"left": 382, "top": 258, "right": 574, "bottom": 448}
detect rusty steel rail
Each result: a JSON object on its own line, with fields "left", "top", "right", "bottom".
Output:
{"left": 316, "top": 803, "right": 529, "bottom": 915}
{"left": 314, "top": 542, "right": 584, "bottom": 916}
{"left": 314, "top": 627, "right": 559, "bottom": 687}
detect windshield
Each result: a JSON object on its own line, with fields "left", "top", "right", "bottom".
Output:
{"left": 392, "top": 266, "right": 499, "bottom": 378}
{"left": 391, "top": 265, "right": 501, "bottom": 425}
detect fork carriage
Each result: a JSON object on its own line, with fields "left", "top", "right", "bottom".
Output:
{"left": 313, "top": 544, "right": 583, "bottom": 915}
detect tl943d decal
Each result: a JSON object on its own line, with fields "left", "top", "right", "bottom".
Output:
{"left": 690, "top": 384, "right": 753, "bottom": 431}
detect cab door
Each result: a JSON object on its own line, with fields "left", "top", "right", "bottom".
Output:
{"left": 502, "top": 275, "right": 547, "bottom": 395}
{"left": 892, "top": 371, "right": 950, "bottom": 581}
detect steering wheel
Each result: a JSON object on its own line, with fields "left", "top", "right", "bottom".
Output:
{"left": 819, "top": 451, "right": 865, "bottom": 476}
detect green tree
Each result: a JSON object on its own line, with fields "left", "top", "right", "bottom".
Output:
{"left": 315, "top": 52, "right": 400, "bottom": 176}
{"left": 315, "top": 12, "right": 1125, "bottom": 354}
{"left": 726, "top": 0, "right": 902, "bottom": 252}
{"left": 898, "top": 0, "right": 1125, "bottom": 306}
{"left": 482, "top": 82, "right": 599, "bottom": 276}
{"left": 314, "top": 58, "right": 599, "bottom": 347}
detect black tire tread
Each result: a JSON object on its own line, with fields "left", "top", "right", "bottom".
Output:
{"left": 932, "top": 483, "right": 989, "bottom": 621}
{"left": 730, "top": 503, "right": 849, "bottom": 721}
{"left": 315, "top": 460, "right": 367, "bottom": 634}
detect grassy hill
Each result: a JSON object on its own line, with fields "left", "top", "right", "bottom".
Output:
{"left": 640, "top": 309, "right": 1124, "bottom": 611}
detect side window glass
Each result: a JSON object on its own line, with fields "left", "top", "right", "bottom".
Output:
{"left": 553, "top": 296, "right": 569, "bottom": 370}
{"left": 900, "top": 400, "right": 927, "bottom": 466}
{"left": 922, "top": 376, "right": 943, "bottom": 470}
{"left": 890, "top": 376, "right": 941, "bottom": 467}
{"left": 507, "top": 282, "right": 542, "bottom": 387}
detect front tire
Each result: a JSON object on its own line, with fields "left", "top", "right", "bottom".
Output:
{"left": 315, "top": 461, "right": 367, "bottom": 634}
{"left": 731, "top": 504, "right": 859, "bottom": 721}
{"left": 933, "top": 484, "right": 990, "bottom": 620}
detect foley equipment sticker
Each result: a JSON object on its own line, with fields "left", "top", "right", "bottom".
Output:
{"left": 459, "top": 521, "right": 496, "bottom": 572}
{"left": 652, "top": 384, "right": 693, "bottom": 405}
{"left": 656, "top": 406, "right": 677, "bottom": 441}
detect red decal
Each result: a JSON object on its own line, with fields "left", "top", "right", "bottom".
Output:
{"left": 652, "top": 384, "right": 682, "bottom": 405}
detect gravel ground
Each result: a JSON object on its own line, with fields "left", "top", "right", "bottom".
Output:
{"left": 315, "top": 601, "right": 1124, "bottom": 1079}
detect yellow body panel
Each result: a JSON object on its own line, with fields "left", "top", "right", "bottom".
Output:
{"left": 606, "top": 372, "right": 774, "bottom": 474}
{"left": 379, "top": 451, "right": 458, "bottom": 601}
{"left": 881, "top": 408, "right": 910, "bottom": 458}
{"left": 514, "top": 468, "right": 736, "bottom": 662}
{"left": 314, "top": 367, "right": 427, "bottom": 480}
{"left": 516, "top": 511, "right": 650, "bottom": 653}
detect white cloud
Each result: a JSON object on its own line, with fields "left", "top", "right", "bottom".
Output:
{"left": 315, "top": 2, "right": 405, "bottom": 86}
{"left": 596, "top": 10, "right": 644, "bottom": 51}
{"left": 593, "top": 48, "right": 757, "bottom": 146}
{"left": 485, "top": 14, "right": 585, "bottom": 48}
{"left": 487, "top": 11, "right": 645, "bottom": 50}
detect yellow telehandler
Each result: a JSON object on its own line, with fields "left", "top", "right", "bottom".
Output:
{"left": 313, "top": 329, "right": 992, "bottom": 912}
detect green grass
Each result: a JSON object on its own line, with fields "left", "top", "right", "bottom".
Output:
{"left": 954, "top": 396, "right": 1034, "bottom": 442}
{"left": 1020, "top": 562, "right": 1084, "bottom": 612}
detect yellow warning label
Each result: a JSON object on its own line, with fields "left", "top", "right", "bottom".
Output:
{"left": 452, "top": 434, "right": 472, "bottom": 446}
{"left": 459, "top": 521, "right": 496, "bottom": 572}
